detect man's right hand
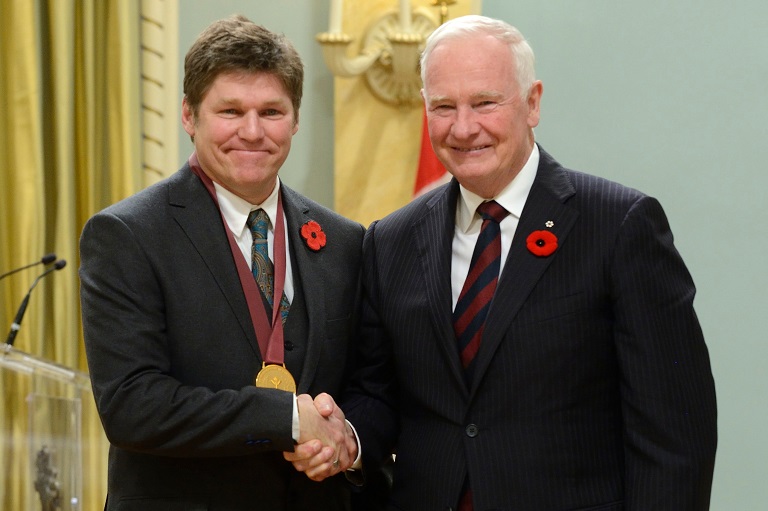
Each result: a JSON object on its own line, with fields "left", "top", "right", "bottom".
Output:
{"left": 283, "top": 393, "right": 358, "bottom": 481}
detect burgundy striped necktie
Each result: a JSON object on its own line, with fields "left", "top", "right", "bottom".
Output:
{"left": 452, "top": 200, "right": 508, "bottom": 511}
{"left": 453, "top": 200, "right": 509, "bottom": 377}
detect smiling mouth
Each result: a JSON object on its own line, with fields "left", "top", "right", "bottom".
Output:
{"left": 452, "top": 145, "right": 489, "bottom": 153}
{"left": 230, "top": 148, "right": 271, "bottom": 155}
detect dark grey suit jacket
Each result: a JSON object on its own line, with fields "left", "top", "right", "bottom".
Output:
{"left": 343, "top": 147, "right": 717, "bottom": 511}
{"left": 80, "top": 163, "right": 365, "bottom": 510}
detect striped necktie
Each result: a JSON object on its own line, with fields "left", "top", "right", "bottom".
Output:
{"left": 452, "top": 200, "right": 509, "bottom": 377}
{"left": 453, "top": 200, "right": 508, "bottom": 511}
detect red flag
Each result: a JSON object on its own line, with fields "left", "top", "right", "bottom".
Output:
{"left": 414, "top": 107, "right": 449, "bottom": 197}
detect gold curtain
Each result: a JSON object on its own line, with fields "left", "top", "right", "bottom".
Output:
{"left": 1, "top": 0, "right": 143, "bottom": 508}
{"left": 332, "top": 0, "right": 477, "bottom": 227}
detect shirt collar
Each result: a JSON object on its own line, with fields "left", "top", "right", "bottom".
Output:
{"left": 215, "top": 179, "right": 281, "bottom": 237}
{"left": 456, "top": 144, "right": 540, "bottom": 232}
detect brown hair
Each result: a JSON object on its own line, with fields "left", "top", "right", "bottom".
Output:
{"left": 183, "top": 14, "right": 304, "bottom": 121}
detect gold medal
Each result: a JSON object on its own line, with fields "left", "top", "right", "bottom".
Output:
{"left": 255, "top": 363, "right": 296, "bottom": 393}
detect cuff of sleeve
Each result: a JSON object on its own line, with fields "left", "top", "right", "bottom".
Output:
{"left": 345, "top": 419, "right": 363, "bottom": 471}
{"left": 292, "top": 395, "right": 300, "bottom": 443}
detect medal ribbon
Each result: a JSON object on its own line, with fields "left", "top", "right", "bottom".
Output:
{"left": 265, "top": 194, "right": 287, "bottom": 365}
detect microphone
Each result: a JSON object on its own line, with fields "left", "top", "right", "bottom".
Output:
{"left": 0, "top": 253, "right": 57, "bottom": 281}
{"left": 5, "top": 259, "right": 67, "bottom": 347}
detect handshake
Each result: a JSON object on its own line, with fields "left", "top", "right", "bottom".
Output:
{"left": 283, "top": 393, "right": 358, "bottom": 481}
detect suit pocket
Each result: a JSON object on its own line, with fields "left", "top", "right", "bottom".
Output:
{"left": 114, "top": 496, "right": 208, "bottom": 511}
{"left": 515, "top": 291, "right": 590, "bottom": 325}
{"left": 326, "top": 314, "right": 351, "bottom": 340}
{"left": 572, "top": 500, "right": 623, "bottom": 511}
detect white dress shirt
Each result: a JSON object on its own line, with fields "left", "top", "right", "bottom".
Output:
{"left": 213, "top": 178, "right": 294, "bottom": 302}
{"left": 451, "top": 144, "right": 540, "bottom": 310}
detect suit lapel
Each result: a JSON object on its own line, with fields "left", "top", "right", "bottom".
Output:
{"left": 280, "top": 186, "right": 326, "bottom": 394}
{"left": 416, "top": 182, "right": 470, "bottom": 393}
{"left": 167, "top": 164, "right": 261, "bottom": 359}
{"left": 469, "top": 150, "right": 579, "bottom": 396}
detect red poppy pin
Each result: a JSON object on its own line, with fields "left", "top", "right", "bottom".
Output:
{"left": 526, "top": 225, "right": 558, "bottom": 257}
{"left": 300, "top": 220, "right": 326, "bottom": 251}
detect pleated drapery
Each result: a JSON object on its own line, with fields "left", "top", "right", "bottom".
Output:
{"left": 1, "top": 1, "right": 145, "bottom": 508}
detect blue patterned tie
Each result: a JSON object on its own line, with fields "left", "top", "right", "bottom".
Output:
{"left": 246, "top": 209, "right": 290, "bottom": 323}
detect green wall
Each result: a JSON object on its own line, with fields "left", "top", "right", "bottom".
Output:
{"left": 180, "top": 1, "right": 768, "bottom": 507}
{"left": 484, "top": 0, "right": 768, "bottom": 508}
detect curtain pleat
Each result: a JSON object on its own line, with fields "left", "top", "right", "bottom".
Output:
{"left": 1, "top": 0, "right": 143, "bottom": 508}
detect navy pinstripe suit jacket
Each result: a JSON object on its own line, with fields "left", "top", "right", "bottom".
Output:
{"left": 344, "top": 146, "right": 717, "bottom": 511}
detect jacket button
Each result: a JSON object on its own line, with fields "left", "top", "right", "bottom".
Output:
{"left": 284, "top": 341, "right": 294, "bottom": 351}
{"left": 465, "top": 424, "right": 479, "bottom": 438}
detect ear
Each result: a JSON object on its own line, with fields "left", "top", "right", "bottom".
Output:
{"left": 181, "top": 97, "right": 196, "bottom": 138}
{"left": 526, "top": 81, "right": 543, "bottom": 128}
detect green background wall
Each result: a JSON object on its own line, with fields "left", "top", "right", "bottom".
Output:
{"left": 180, "top": 1, "right": 768, "bottom": 507}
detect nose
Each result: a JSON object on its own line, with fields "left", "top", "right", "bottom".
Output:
{"left": 450, "top": 105, "right": 480, "bottom": 139}
{"left": 239, "top": 111, "right": 265, "bottom": 141}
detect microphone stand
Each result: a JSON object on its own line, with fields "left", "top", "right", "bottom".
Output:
{"left": 5, "top": 260, "right": 66, "bottom": 347}
{"left": 0, "top": 253, "right": 57, "bottom": 281}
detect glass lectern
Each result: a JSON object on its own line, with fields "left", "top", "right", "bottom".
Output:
{"left": 1, "top": 344, "right": 92, "bottom": 511}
